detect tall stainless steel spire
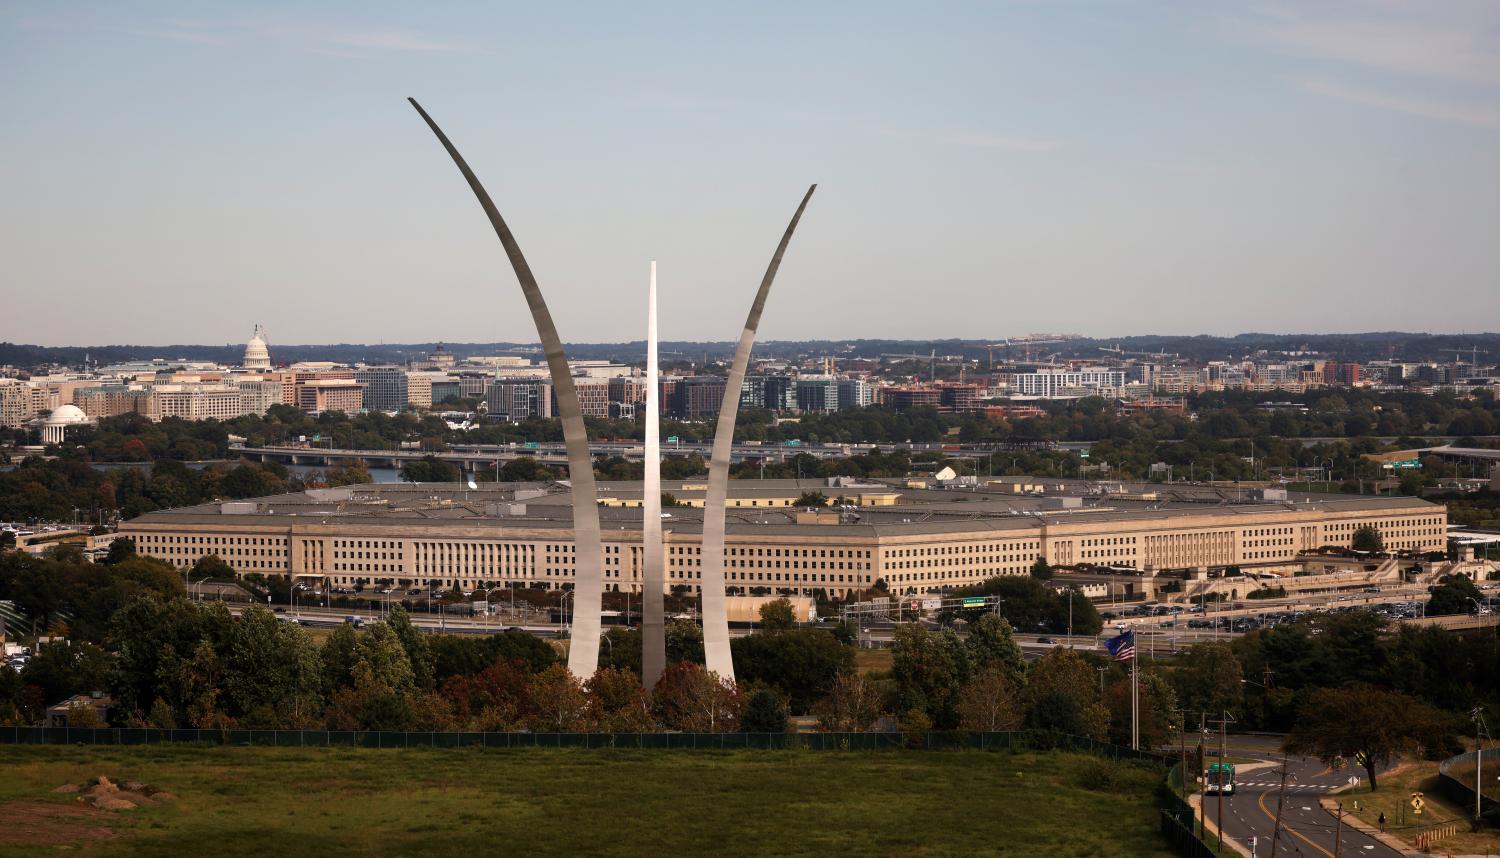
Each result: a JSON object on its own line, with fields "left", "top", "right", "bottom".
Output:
{"left": 641, "top": 260, "right": 666, "bottom": 689}
{"left": 408, "top": 98, "right": 607, "bottom": 680}
{"left": 699, "top": 185, "right": 817, "bottom": 682}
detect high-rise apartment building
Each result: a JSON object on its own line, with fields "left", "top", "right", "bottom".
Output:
{"left": 354, "top": 366, "right": 409, "bottom": 412}
{"left": 487, "top": 378, "right": 554, "bottom": 421}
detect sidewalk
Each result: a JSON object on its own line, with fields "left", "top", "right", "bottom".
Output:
{"left": 1319, "top": 793, "right": 1420, "bottom": 856}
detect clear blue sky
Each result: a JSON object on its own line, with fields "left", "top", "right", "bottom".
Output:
{"left": 4, "top": 1, "right": 1498, "bottom": 347}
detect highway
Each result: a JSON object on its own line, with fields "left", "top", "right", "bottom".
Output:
{"left": 1202, "top": 751, "right": 1400, "bottom": 857}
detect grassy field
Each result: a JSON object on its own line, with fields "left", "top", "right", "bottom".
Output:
{"left": 854, "top": 647, "right": 893, "bottom": 675}
{"left": 1342, "top": 761, "right": 1500, "bottom": 854}
{"left": 0, "top": 746, "right": 1175, "bottom": 857}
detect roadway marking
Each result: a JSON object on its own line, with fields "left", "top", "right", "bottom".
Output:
{"left": 1257, "top": 783, "right": 1336, "bottom": 858}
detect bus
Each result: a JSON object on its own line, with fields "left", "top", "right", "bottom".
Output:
{"left": 1205, "top": 762, "right": 1236, "bottom": 795}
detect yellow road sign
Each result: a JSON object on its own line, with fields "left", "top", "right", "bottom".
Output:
{"left": 1410, "top": 792, "right": 1425, "bottom": 815}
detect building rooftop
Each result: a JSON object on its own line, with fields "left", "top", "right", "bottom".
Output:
{"left": 123, "top": 477, "right": 1442, "bottom": 539}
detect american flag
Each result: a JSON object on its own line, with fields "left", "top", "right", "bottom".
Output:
{"left": 1106, "top": 630, "right": 1136, "bottom": 662}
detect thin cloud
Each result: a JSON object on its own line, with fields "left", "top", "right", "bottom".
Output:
{"left": 944, "top": 130, "right": 1059, "bottom": 152}
{"left": 125, "top": 25, "right": 227, "bottom": 46}
{"left": 1301, "top": 78, "right": 1500, "bottom": 130}
{"left": 1232, "top": 2, "right": 1500, "bottom": 88}
{"left": 881, "top": 125, "right": 1059, "bottom": 152}
{"left": 331, "top": 30, "right": 478, "bottom": 54}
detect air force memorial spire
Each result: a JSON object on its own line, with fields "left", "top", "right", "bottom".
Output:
{"left": 699, "top": 186, "right": 817, "bottom": 682}
{"left": 409, "top": 97, "right": 813, "bottom": 682}
{"left": 642, "top": 261, "right": 667, "bottom": 689}
{"left": 408, "top": 98, "right": 608, "bottom": 681}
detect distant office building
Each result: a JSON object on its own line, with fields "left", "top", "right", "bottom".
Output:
{"left": 456, "top": 373, "right": 493, "bottom": 400}
{"left": 938, "top": 383, "right": 983, "bottom": 412}
{"left": 879, "top": 386, "right": 942, "bottom": 412}
{"left": 405, "top": 371, "right": 451, "bottom": 409}
{"left": 295, "top": 379, "right": 365, "bottom": 415}
{"left": 673, "top": 376, "right": 726, "bottom": 420}
{"left": 836, "top": 378, "right": 874, "bottom": 409}
{"left": 74, "top": 385, "right": 147, "bottom": 419}
{"left": 795, "top": 377, "right": 840, "bottom": 413}
{"left": 573, "top": 378, "right": 612, "bottom": 418}
{"left": 1010, "top": 368, "right": 1125, "bottom": 398}
{"left": 0, "top": 379, "right": 55, "bottom": 429}
{"left": 1321, "top": 361, "right": 1361, "bottom": 386}
{"left": 150, "top": 384, "right": 247, "bottom": 421}
{"left": 354, "top": 366, "right": 409, "bottom": 412}
{"left": 236, "top": 379, "right": 283, "bottom": 416}
{"left": 430, "top": 379, "right": 462, "bottom": 405}
{"left": 487, "top": 378, "right": 554, "bottom": 421}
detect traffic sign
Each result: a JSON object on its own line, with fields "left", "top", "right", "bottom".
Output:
{"left": 1411, "top": 792, "right": 1425, "bottom": 816}
{"left": 962, "top": 597, "right": 987, "bottom": 608}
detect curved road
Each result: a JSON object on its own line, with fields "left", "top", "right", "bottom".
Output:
{"left": 1204, "top": 752, "right": 1399, "bottom": 857}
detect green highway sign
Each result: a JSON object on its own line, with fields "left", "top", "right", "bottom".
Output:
{"left": 1079, "top": 450, "right": 1090, "bottom": 458}
{"left": 1383, "top": 459, "right": 1421, "bottom": 470}
{"left": 962, "top": 597, "right": 987, "bottom": 608}
{"left": 667, "top": 436, "right": 678, "bottom": 443}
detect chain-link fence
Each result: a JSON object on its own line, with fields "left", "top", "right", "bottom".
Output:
{"left": 1437, "top": 746, "right": 1500, "bottom": 818}
{"left": 0, "top": 725, "right": 1175, "bottom": 758}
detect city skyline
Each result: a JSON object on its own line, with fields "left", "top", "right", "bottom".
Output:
{"left": 6, "top": 2, "right": 1500, "bottom": 346}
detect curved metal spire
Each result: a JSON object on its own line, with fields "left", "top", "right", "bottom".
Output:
{"left": 700, "top": 185, "right": 817, "bottom": 682}
{"left": 408, "top": 98, "right": 606, "bottom": 681}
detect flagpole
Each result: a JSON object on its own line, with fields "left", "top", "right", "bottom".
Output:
{"left": 1132, "top": 652, "right": 1140, "bottom": 750}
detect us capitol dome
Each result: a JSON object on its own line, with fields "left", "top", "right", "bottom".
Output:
{"left": 243, "top": 325, "right": 272, "bottom": 370}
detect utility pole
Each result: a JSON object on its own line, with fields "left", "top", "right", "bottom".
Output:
{"left": 1208, "top": 710, "right": 1236, "bottom": 853}
{"left": 1473, "top": 706, "right": 1490, "bottom": 822}
{"left": 1269, "top": 755, "right": 1290, "bottom": 858}
{"left": 1333, "top": 802, "right": 1344, "bottom": 857}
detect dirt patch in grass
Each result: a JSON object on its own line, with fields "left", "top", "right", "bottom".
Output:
{"left": 0, "top": 800, "right": 117, "bottom": 849}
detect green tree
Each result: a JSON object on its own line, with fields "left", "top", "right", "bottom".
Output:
{"left": 1024, "top": 648, "right": 1109, "bottom": 740}
{"left": 890, "top": 624, "right": 971, "bottom": 729}
{"left": 1351, "top": 525, "right": 1384, "bottom": 553}
{"left": 584, "top": 666, "right": 654, "bottom": 731}
{"left": 793, "top": 491, "right": 829, "bottom": 507}
{"left": 224, "top": 605, "right": 323, "bottom": 725}
{"left": 1030, "top": 557, "right": 1053, "bottom": 581}
{"left": 956, "top": 665, "right": 1023, "bottom": 731}
{"left": 739, "top": 688, "right": 789, "bottom": 733}
{"left": 731, "top": 629, "right": 854, "bottom": 714}
{"left": 1172, "top": 642, "right": 1244, "bottom": 716}
{"left": 758, "top": 598, "right": 796, "bottom": 631}
{"left": 965, "top": 613, "right": 1026, "bottom": 690}
{"left": 652, "top": 662, "right": 743, "bottom": 731}
{"left": 1427, "top": 574, "right": 1484, "bottom": 616}
{"left": 401, "top": 455, "right": 460, "bottom": 483}
{"left": 324, "top": 459, "right": 373, "bottom": 487}
{"left": 192, "top": 553, "right": 235, "bottom": 580}
{"left": 103, "top": 537, "right": 136, "bottom": 565}
{"left": 1286, "top": 684, "right": 1450, "bottom": 790}
{"left": 384, "top": 606, "right": 436, "bottom": 690}
{"left": 527, "top": 663, "right": 590, "bottom": 731}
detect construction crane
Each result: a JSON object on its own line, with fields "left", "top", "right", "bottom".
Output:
{"left": 1441, "top": 347, "right": 1490, "bottom": 368}
{"left": 1098, "top": 344, "right": 1179, "bottom": 360}
{"left": 880, "top": 349, "right": 969, "bottom": 383}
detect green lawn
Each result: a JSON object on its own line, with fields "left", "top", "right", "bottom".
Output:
{"left": 1341, "top": 761, "right": 1500, "bottom": 855}
{"left": 0, "top": 746, "right": 1175, "bottom": 857}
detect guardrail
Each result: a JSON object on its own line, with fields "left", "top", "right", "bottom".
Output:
{"left": 0, "top": 726, "right": 1174, "bottom": 758}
